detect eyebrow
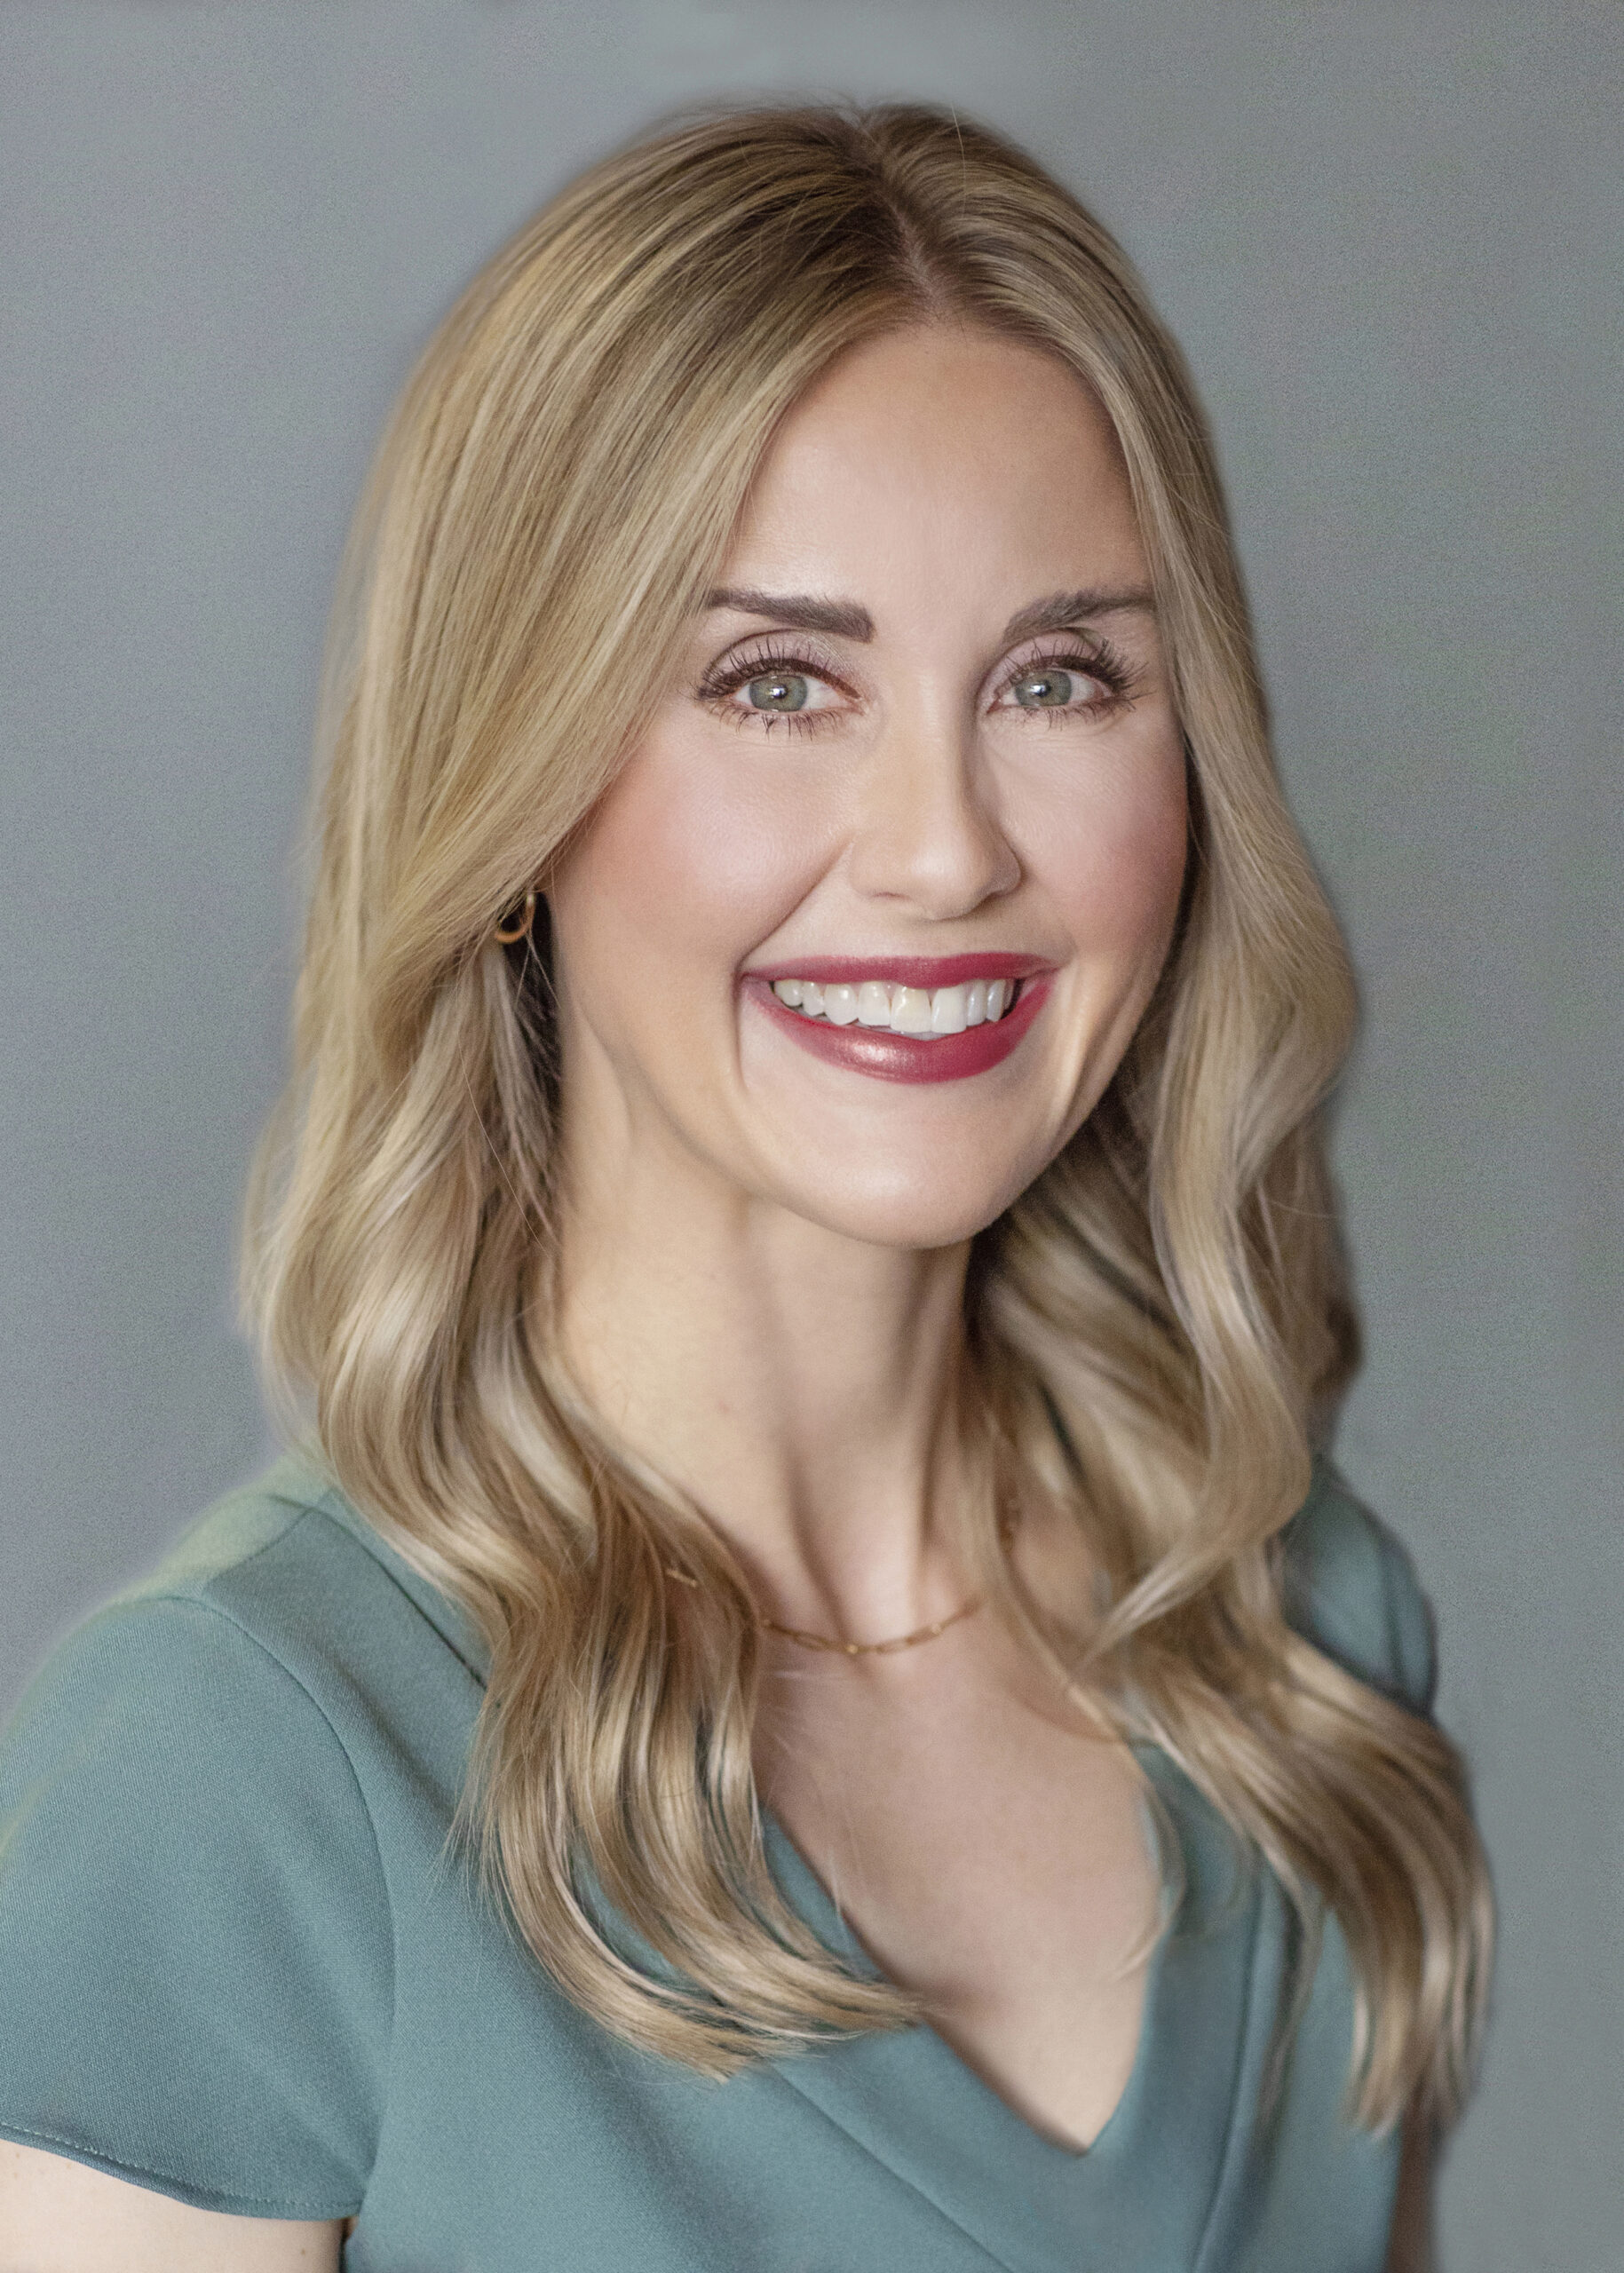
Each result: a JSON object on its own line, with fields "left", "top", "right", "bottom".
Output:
{"left": 999, "top": 588, "right": 1157, "bottom": 643}
{"left": 702, "top": 587, "right": 875, "bottom": 640}
{"left": 701, "top": 583, "right": 1155, "bottom": 646}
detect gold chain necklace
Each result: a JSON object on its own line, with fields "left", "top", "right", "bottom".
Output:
{"left": 663, "top": 1503, "right": 1014, "bottom": 1659}
{"left": 757, "top": 1591, "right": 985, "bottom": 1657}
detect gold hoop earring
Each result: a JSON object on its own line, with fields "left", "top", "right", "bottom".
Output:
{"left": 494, "top": 889, "right": 536, "bottom": 945}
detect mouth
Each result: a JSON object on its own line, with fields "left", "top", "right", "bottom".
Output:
{"left": 741, "top": 954, "right": 1055, "bottom": 1085}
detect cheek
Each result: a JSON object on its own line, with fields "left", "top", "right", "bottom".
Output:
{"left": 548, "top": 725, "right": 833, "bottom": 1007}
{"left": 1030, "top": 741, "right": 1189, "bottom": 968}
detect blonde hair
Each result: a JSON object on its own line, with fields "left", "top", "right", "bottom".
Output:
{"left": 245, "top": 102, "right": 1490, "bottom": 2127}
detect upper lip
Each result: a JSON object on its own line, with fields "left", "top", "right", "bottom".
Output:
{"left": 744, "top": 952, "right": 1056, "bottom": 990}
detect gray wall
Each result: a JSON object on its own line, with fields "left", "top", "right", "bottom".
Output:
{"left": 2, "top": 4, "right": 1618, "bottom": 2265}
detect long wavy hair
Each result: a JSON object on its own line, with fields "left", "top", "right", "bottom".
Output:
{"left": 245, "top": 101, "right": 1490, "bottom": 2127}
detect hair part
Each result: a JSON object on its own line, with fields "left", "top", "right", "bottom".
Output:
{"left": 245, "top": 99, "right": 1490, "bottom": 2127}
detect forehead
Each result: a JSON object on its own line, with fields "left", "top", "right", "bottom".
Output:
{"left": 722, "top": 326, "right": 1147, "bottom": 620}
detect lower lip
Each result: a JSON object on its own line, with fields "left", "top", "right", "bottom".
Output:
{"left": 745, "top": 976, "right": 1052, "bottom": 1085}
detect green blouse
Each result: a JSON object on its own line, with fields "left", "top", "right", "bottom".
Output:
{"left": 0, "top": 1453, "right": 1437, "bottom": 2270}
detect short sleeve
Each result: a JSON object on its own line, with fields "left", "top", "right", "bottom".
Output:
{"left": 0, "top": 1596, "right": 393, "bottom": 2217}
{"left": 1279, "top": 1459, "right": 1438, "bottom": 1715}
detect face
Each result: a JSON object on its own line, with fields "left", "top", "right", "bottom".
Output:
{"left": 546, "top": 325, "right": 1188, "bottom": 1250}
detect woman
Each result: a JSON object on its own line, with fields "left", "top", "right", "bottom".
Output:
{"left": 0, "top": 104, "right": 1489, "bottom": 2269}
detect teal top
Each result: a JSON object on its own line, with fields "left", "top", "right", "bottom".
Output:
{"left": 0, "top": 1453, "right": 1437, "bottom": 2271}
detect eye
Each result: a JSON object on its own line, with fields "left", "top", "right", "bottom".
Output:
{"left": 991, "top": 638, "right": 1134, "bottom": 722}
{"left": 744, "top": 670, "right": 810, "bottom": 715}
{"left": 698, "top": 639, "right": 852, "bottom": 733}
{"left": 1010, "top": 666, "right": 1087, "bottom": 710}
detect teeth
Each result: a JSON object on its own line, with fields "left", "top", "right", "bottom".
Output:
{"left": 771, "top": 975, "right": 1023, "bottom": 1036}
{"left": 931, "top": 985, "right": 968, "bottom": 1034}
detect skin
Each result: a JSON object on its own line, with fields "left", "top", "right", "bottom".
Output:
{"left": 551, "top": 328, "right": 1186, "bottom": 2158}
{"left": 2, "top": 326, "right": 1429, "bottom": 2267}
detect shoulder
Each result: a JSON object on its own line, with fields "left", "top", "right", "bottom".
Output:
{"left": 4, "top": 1453, "right": 370, "bottom": 1780}
{"left": 30, "top": 1447, "right": 490, "bottom": 1731}
{"left": 1, "top": 1448, "right": 486, "bottom": 1895}
{"left": 1279, "top": 1456, "right": 1438, "bottom": 1715}
{"left": 0, "top": 1453, "right": 449, "bottom": 2216}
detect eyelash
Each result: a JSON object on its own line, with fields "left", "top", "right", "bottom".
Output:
{"left": 990, "top": 638, "right": 1137, "bottom": 725}
{"left": 697, "top": 635, "right": 1137, "bottom": 736}
{"left": 697, "top": 639, "right": 850, "bottom": 738}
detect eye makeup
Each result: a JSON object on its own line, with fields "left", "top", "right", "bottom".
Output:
{"left": 696, "top": 623, "right": 1145, "bottom": 739}
{"left": 696, "top": 636, "right": 856, "bottom": 735}
{"left": 987, "top": 632, "right": 1140, "bottom": 721}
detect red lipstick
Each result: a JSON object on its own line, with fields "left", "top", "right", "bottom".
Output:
{"left": 741, "top": 955, "right": 1055, "bottom": 1086}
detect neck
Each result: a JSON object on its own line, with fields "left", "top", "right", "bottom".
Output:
{"left": 555, "top": 1115, "right": 982, "bottom": 1643}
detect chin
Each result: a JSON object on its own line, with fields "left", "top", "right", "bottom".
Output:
{"left": 775, "top": 1151, "right": 1042, "bottom": 1252}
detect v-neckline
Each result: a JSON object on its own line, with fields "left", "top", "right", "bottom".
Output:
{"left": 757, "top": 1784, "right": 1166, "bottom": 2167}
{"left": 315, "top": 1474, "right": 1279, "bottom": 2266}
{"left": 757, "top": 1752, "right": 1279, "bottom": 2273}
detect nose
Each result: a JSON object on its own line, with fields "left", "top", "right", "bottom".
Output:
{"left": 845, "top": 705, "right": 1021, "bottom": 920}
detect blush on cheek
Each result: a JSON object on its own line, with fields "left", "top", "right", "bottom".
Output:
{"left": 1051, "top": 766, "right": 1188, "bottom": 971}
{"left": 1131, "top": 797, "right": 1191, "bottom": 959}
{"left": 549, "top": 722, "right": 838, "bottom": 1007}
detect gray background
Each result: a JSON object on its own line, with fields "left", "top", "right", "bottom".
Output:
{"left": 2, "top": 3, "right": 1618, "bottom": 2264}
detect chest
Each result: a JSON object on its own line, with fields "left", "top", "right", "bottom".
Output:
{"left": 753, "top": 1632, "right": 1162, "bottom": 2150}
{"left": 340, "top": 1609, "right": 1399, "bottom": 2273}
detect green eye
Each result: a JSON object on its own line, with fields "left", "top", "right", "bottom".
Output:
{"left": 1012, "top": 668, "right": 1076, "bottom": 709}
{"left": 746, "top": 672, "right": 810, "bottom": 714}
